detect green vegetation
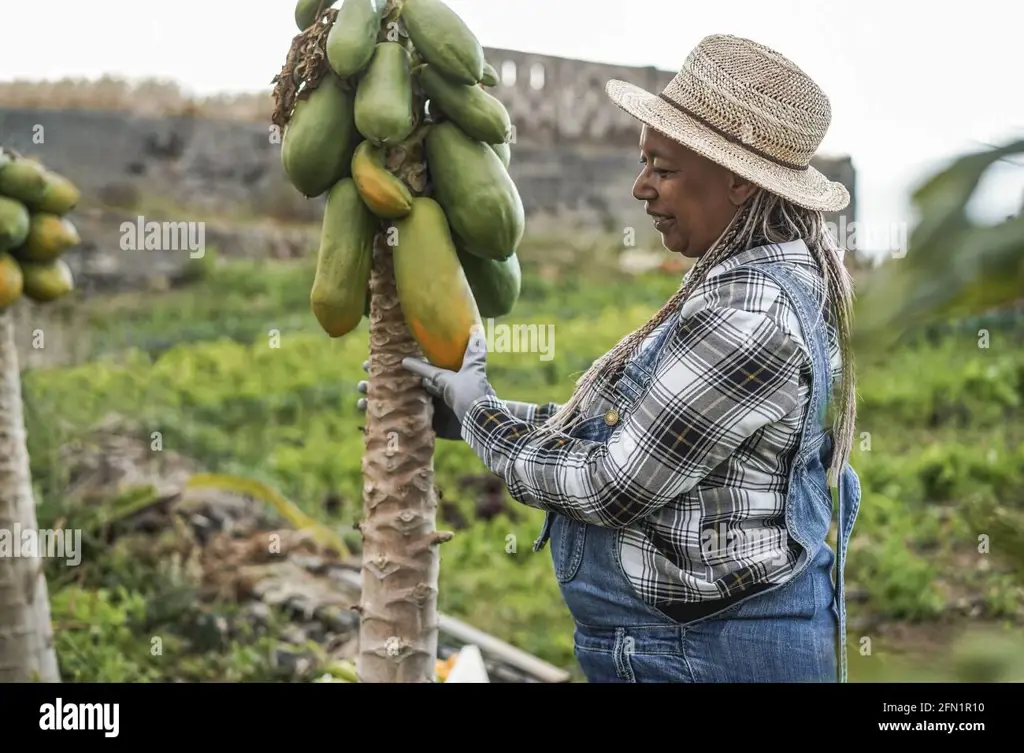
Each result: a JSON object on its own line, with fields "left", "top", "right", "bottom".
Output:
{"left": 21, "top": 238, "right": 1024, "bottom": 682}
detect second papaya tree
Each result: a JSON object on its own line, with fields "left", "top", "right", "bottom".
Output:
{"left": 0, "top": 145, "right": 82, "bottom": 682}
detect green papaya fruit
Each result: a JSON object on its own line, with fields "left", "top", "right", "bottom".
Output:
{"left": 400, "top": 0, "right": 484, "bottom": 85}
{"left": 354, "top": 42, "right": 416, "bottom": 146}
{"left": 417, "top": 64, "right": 511, "bottom": 144}
{"left": 21, "top": 258, "right": 74, "bottom": 303}
{"left": 480, "top": 62, "right": 499, "bottom": 87}
{"left": 490, "top": 141, "right": 511, "bottom": 168}
{"left": 281, "top": 75, "right": 358, "bottom": 198}
{"left": 295, "top": 0, "right": 337, "bottom": 30}
{"left": 457, "top": 246, "right": 520, "bottom": 318}
{"left": 310, "top": 178, "right": 376, "bottom": 338}
{"left": 326, "top": 0, "right": 387, "bottom": 78}
{"left": 0, "top": 159, "right": 47, "bottom": 204}
{"left": 425, "top": 121, "right": 524, "bottom": 262}
{"left": 0, "top": 196, "right": 30, "bottom": 252}
{"left": 28, "top": 169, "right": 80, "bottom": 215}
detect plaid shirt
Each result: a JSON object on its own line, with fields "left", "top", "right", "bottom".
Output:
{"left": 463, "top": 240, "right": 842, "bottom": 606}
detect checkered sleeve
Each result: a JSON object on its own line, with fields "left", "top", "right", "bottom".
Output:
{"left": 501, "top": 400, "right": 563, "bottom": 425}
{"left": 461, "top": 307, "right": 804, "bottom": 527}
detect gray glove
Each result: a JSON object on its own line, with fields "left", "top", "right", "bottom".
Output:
{"left": 357, "top": 360, "right": 464, "bottom": 440}
{"left": 401, "top": 327, "right": 495, "bottom": 424}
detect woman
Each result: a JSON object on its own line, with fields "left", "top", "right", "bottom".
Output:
{"left": 359, "top": 34, "right": 862, "bottom": 683}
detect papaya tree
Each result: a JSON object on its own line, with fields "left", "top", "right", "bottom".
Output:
{"left": 0, "top": 148, "right": 80, "bottom": 682}
{"left": 0, "top": 309, "right": 61, "bottom": 682}
{"left": 273, "top": 0, "right": 518, "bottom": 682}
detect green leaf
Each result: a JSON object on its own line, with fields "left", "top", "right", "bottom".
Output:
{"left": 853, "top": 139, "right": 1024, "bottom": 361}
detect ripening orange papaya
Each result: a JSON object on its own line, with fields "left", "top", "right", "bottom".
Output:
{"left": 351, "top": 140, "right": 413, "bottom": 218}
{"left": 393, "top": 197, "right": 481, "bottom": 370}
{"left": 0, "top": 252, "right": 24, "bottom": 309}
{"left": 14, "top": 213, "right": 80, "bottom": 263}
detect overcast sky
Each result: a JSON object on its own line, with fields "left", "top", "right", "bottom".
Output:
{"left": 2, "top": 0, "right": 1021, "bottom": 252}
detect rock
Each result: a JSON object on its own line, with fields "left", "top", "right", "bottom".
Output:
{"left": 291, "top": 554, "right": 328, "bottom": 574}
{"left": 243, "top": 601, "right": 272, "bottom": 629}
{"left": 281, "top": 625, "right": 309, "bottom": 645}
{"left": 273, "top": 646, "right": 313, "bottom": 679}
{"left": 285, "top": 596, "right": 318, "bottom": 622}
{"left": 301, "top": 621, "right": 327, "bottom": 644}
{"left": 317, "top": 605, "right": 359, "bottom": 635}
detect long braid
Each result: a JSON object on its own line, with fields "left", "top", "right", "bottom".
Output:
{"left": 534, "top": 189, "right": 858, "bottom": 488}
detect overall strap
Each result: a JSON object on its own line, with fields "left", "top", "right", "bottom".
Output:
{"left": 831, "top": 463, "right": 859, "bottom": 682}
{"left": 734, "top": 259, "right": 852, "bottom": 683}
{"left": 741, "top": 261, "right": 833, "bottom": 466}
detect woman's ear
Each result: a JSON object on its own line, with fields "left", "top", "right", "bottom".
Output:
{"left": 728, "top": 173, "right": 760, "bottom": 207}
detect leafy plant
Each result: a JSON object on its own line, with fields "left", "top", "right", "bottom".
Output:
{"left": 853, "top": 139, "right": 1024, "bottom": 359}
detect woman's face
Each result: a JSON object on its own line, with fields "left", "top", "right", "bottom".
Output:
{"left": 632, "top": 125, "right": 758, "bottom": 257}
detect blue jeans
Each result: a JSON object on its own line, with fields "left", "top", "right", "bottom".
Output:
{"left": 563, "top": 520, "right": 838, "bottom": 683}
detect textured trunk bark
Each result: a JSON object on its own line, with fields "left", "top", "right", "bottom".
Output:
{"left": 0, "top": 309, "right": 60, "bottom": 682}
{"left": 357, "top": 230, "right": 446, "bottom": 683}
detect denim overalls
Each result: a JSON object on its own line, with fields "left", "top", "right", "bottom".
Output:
{"left": 533, "top": 260, "right": 862, "bottom": 683}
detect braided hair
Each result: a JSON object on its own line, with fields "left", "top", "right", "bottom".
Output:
{"left": 533, "top": 189, "right": 857, "bottom": 488}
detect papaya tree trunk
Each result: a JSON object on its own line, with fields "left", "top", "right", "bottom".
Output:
{"left": 358, "top": 229, "right": 444, "bottom": 683}
{"left": 0, "top": 309, "right": 60, "bottom": 682}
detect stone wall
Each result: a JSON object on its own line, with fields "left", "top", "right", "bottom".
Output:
{"left": 0, "top": 45, "right": 856, "bottom": 291}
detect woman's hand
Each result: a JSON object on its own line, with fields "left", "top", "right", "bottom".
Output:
{"left": 356, "top": 360, "right": 465, "bottom": 440}
{"left": 401, "top": 327, "right": 495, "bottom": 423}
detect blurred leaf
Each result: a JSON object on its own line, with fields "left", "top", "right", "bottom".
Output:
{"left": 853, "top": 139, "right": 1024, "bottom": 360}
{"left": 910, "top": 139, "right": 1024, "bottom": 253}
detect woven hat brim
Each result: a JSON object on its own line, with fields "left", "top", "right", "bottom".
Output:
{"left": 606, "top": 80, "right": 850, "bottom": 213}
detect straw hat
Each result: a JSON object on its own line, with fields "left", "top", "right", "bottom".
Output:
{"left": 606, "top": 34, "right": 849, "bottom": 213}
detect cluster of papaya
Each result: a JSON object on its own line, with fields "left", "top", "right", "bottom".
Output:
{"left": 283, "top": 0, "right": 524, "bottom": 370}
{"left": 0, "top": 149, "right": 80, "bottom": 310}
